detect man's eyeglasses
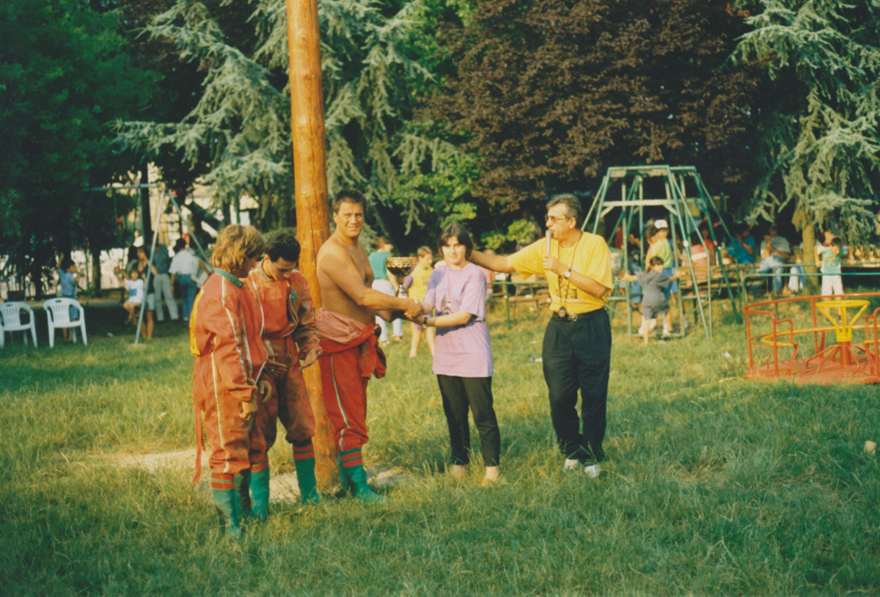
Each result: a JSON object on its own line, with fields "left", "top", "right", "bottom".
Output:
{"left": 545, "top": 215, "right": 572, "bottom": 224}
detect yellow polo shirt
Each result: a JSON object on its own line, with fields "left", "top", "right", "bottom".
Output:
{"left": 508, "top": 233, "right": 613, "bottom": 314}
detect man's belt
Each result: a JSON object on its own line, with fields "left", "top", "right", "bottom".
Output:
{"left": 551, "top": 308, "right": 604, "bottom": 323}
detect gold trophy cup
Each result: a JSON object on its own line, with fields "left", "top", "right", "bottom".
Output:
{"left": 385, "top": 257, "right": 418, "bottom": 298}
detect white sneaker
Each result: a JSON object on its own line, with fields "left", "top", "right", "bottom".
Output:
{"left": 563, "top": 458, "right": 581, "bottom": 471}
{"left": 584, "top": 464, "right": 601, "bottom": 478}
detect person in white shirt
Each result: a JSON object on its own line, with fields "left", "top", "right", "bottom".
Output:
{"left": 123, "top": 269, "right": 145, "bottom": 324}
{"left": 757, "top": 226, "right": 791, "bottom": 294}
{"left": 169, "top": 238, "right": 210, "bottom": 323}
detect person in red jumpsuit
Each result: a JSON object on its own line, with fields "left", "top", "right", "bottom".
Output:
{"left": 190, "top": 224, "right": 270, "bottom": 538}
{"left": 247, "top": 231, "right": 323, "bottom": 506}
{"left": 316, "top": 190, "right": 423, "bottom": 501}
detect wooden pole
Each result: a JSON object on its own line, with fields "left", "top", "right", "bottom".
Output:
{"left": 286, "top": 0, "right": 335, "bottom": 487}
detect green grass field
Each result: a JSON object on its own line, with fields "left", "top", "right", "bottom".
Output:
{"left": 1, "top": 298, "right": 878, "bottom": 595}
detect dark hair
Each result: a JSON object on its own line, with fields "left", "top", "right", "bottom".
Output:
{"left": 645, "top": 224, "right": 659, "bottom": 242}
{"left": 830, "top": 237, "right": 843, "bottom": 249}
{"left": 332, "top": 189, "right": 366, "bottom": 213}
{"left": 373, "top": 236, "right": 391, "bottom": 250}
{"left": 649, "top": 256, "right": 664, "bottom": 267}
{"left": 174, "top": 238, "right": 187, "bottom": 253}
{"left": 438, "top": 222, "right": 473, "bottom": 259}
{"left": 546, "top": 194, "right": 581, "bottom": 224}
{"left": 60, "top": 257, "right": 74, "bottom": 271}
{"left": 265, "top": 230, "right": 301, "bottom": 263}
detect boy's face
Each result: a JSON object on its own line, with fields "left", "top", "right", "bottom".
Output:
{"left": 658, "top": 228, "right": 669, "bottom": 238}
{"left": 830, "top": 245, "right": 841, "bottom": 256}
{"left": 264, "top": 257, "right": 297, "bottom": 281}
{"left": 130, "top": 270, "right": 140, "bottom": 280}
{"left": 651, "top": 263, "right": 664, "bottom": 273}
{"left": 418, "top": 254, "right": 433, "bottom": 268}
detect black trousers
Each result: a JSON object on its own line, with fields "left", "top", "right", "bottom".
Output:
{"left": 436, "top": 375, "right": 501, "bottom": 467}
{"left": 542, "top": 309, "right": 612, "bottom": 463}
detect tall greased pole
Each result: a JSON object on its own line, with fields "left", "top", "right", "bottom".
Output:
{"left": 286, "top": 0, "right": 335, "bottom": 487}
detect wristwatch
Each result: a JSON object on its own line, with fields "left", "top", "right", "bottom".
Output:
{"left": 564, "top": 268, "right": 572, "bottom": 279}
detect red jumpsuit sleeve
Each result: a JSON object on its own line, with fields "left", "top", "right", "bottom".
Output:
{"left": 191, "top": 277, "right": 258, "bottom": 404}
{"left": 291, "top": 274, "right": 320, "bottom": 361}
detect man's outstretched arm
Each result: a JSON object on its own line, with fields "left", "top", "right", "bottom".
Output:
{"left": 470, "top": 250, "right": 516, "bottom": 273}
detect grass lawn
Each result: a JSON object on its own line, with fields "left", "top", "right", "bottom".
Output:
{"left": 0, "top": 297, "right": 878, "bottom": 595}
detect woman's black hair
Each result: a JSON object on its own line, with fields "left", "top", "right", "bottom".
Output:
{"left": 437, "top": 222, "right": 473, "bottom": 259}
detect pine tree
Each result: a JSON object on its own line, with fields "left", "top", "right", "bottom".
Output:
{"left": 117, "top": 0, "right": 444, "bottom": 235}
{"left": 735, "top": 0, "right": 880, "bottom": 254}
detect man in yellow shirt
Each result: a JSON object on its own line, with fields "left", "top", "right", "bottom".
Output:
{"left": 470, "top": 194, "right": 613, "bottom": 477}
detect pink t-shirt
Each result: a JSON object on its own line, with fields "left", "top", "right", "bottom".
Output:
{"left": 424, "top": 262, "right": 493, "bottom": 378}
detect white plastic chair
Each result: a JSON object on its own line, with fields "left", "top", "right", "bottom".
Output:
{"left": 43, "top": 298, "right": 88, "bottom": 347}
{"left": 0, "top": 301, "right": 38, "bottom": 347}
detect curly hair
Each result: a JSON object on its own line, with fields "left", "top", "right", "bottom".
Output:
{"left": 211, "top": 225, "right": 265, "bottom": 274}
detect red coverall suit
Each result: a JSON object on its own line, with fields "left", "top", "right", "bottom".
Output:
{"left": 247, "top": 266, "right": 320, "bottom": 452}
{"left": 190, "top": 270, "right": 267, "bottom": 483}
{"left": 317, "top": 310, "right": 387, "bottom": 500}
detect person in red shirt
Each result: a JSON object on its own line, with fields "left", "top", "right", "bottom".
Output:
{"left": 247, "top": 231, "right": 322, "bottom": 506}
{"left": 190, "top": 224, "right": 270, "bottom": 539}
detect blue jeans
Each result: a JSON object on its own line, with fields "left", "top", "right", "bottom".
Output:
{"left": 178, "top": 274, "right": 196, "bottom": 321}
{"left": 758, "top": 256, "right": 786, "bottom": 293}
{"left": 542, "top": 309, "right": 612, "bottom": 463}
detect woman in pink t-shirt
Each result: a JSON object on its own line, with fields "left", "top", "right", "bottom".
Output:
{"left": 415, "top": 223, "right": 501, "bottom": 486}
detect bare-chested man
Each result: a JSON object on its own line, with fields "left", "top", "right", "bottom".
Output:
{"left": 316, "top": 190, "right": 422, "bottom": 501}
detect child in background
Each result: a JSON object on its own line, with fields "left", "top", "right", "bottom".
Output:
{"left": 645, "top": 220, "right": 676, "bottom": 334}
{"left": 817, "top": 237, "right": 844, "bottom": 296}
{"left": 404, "top": 246, "right": 436, "bottom": 358}
{"left": 58, "top": 257, "right": 79, "bottom": 341}
{"left": 622, "top": 256, "right": 682, "bottom": 344}
{"left": 123, "top": 269, "right": 145, "bottom": 324}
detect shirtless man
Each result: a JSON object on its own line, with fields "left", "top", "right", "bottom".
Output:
{"left": 316, "top": 190, "right": 422, "bottom": 501}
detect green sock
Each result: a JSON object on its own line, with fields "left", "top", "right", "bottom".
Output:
{"left": 250, "top": 463, "right": 270, "bottom": 521}
{"left": 293, "top": 441, "right": 320, "bottom": 504}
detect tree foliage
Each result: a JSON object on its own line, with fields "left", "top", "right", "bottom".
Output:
{"left": 117, "top": 0, "right": 450, "bottom": 239}
{"left": 735, "top": 0, "right": 880, "bottom": 242}
{"left": 426, "top": 0, "right": 761, "bottom": 215}
{"left": 0, "top": 0, "right": 157, "bottom": 292}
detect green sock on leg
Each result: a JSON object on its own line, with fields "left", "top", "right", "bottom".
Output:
{"left": 339, "top": 448, "right": 384, "bottom": 502}
{"left": 250, "top": 462, "right": 270, "bottom": 521}
{"left": 211, "top": 471, "right": 244, "bottom": 540}
{"left": 293, "top": 441, "right": 320, "bottom": 505}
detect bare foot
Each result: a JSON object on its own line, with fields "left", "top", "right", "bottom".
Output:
{"left": 481, "top": 466, "right": 500, "bottom": 487}
{"left": 450, "top": 464, "right": 466, "bottom": 479}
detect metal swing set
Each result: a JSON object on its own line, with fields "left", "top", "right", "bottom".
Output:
{"left": 581, "top": 165, "right": 742, "bottom": 340}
